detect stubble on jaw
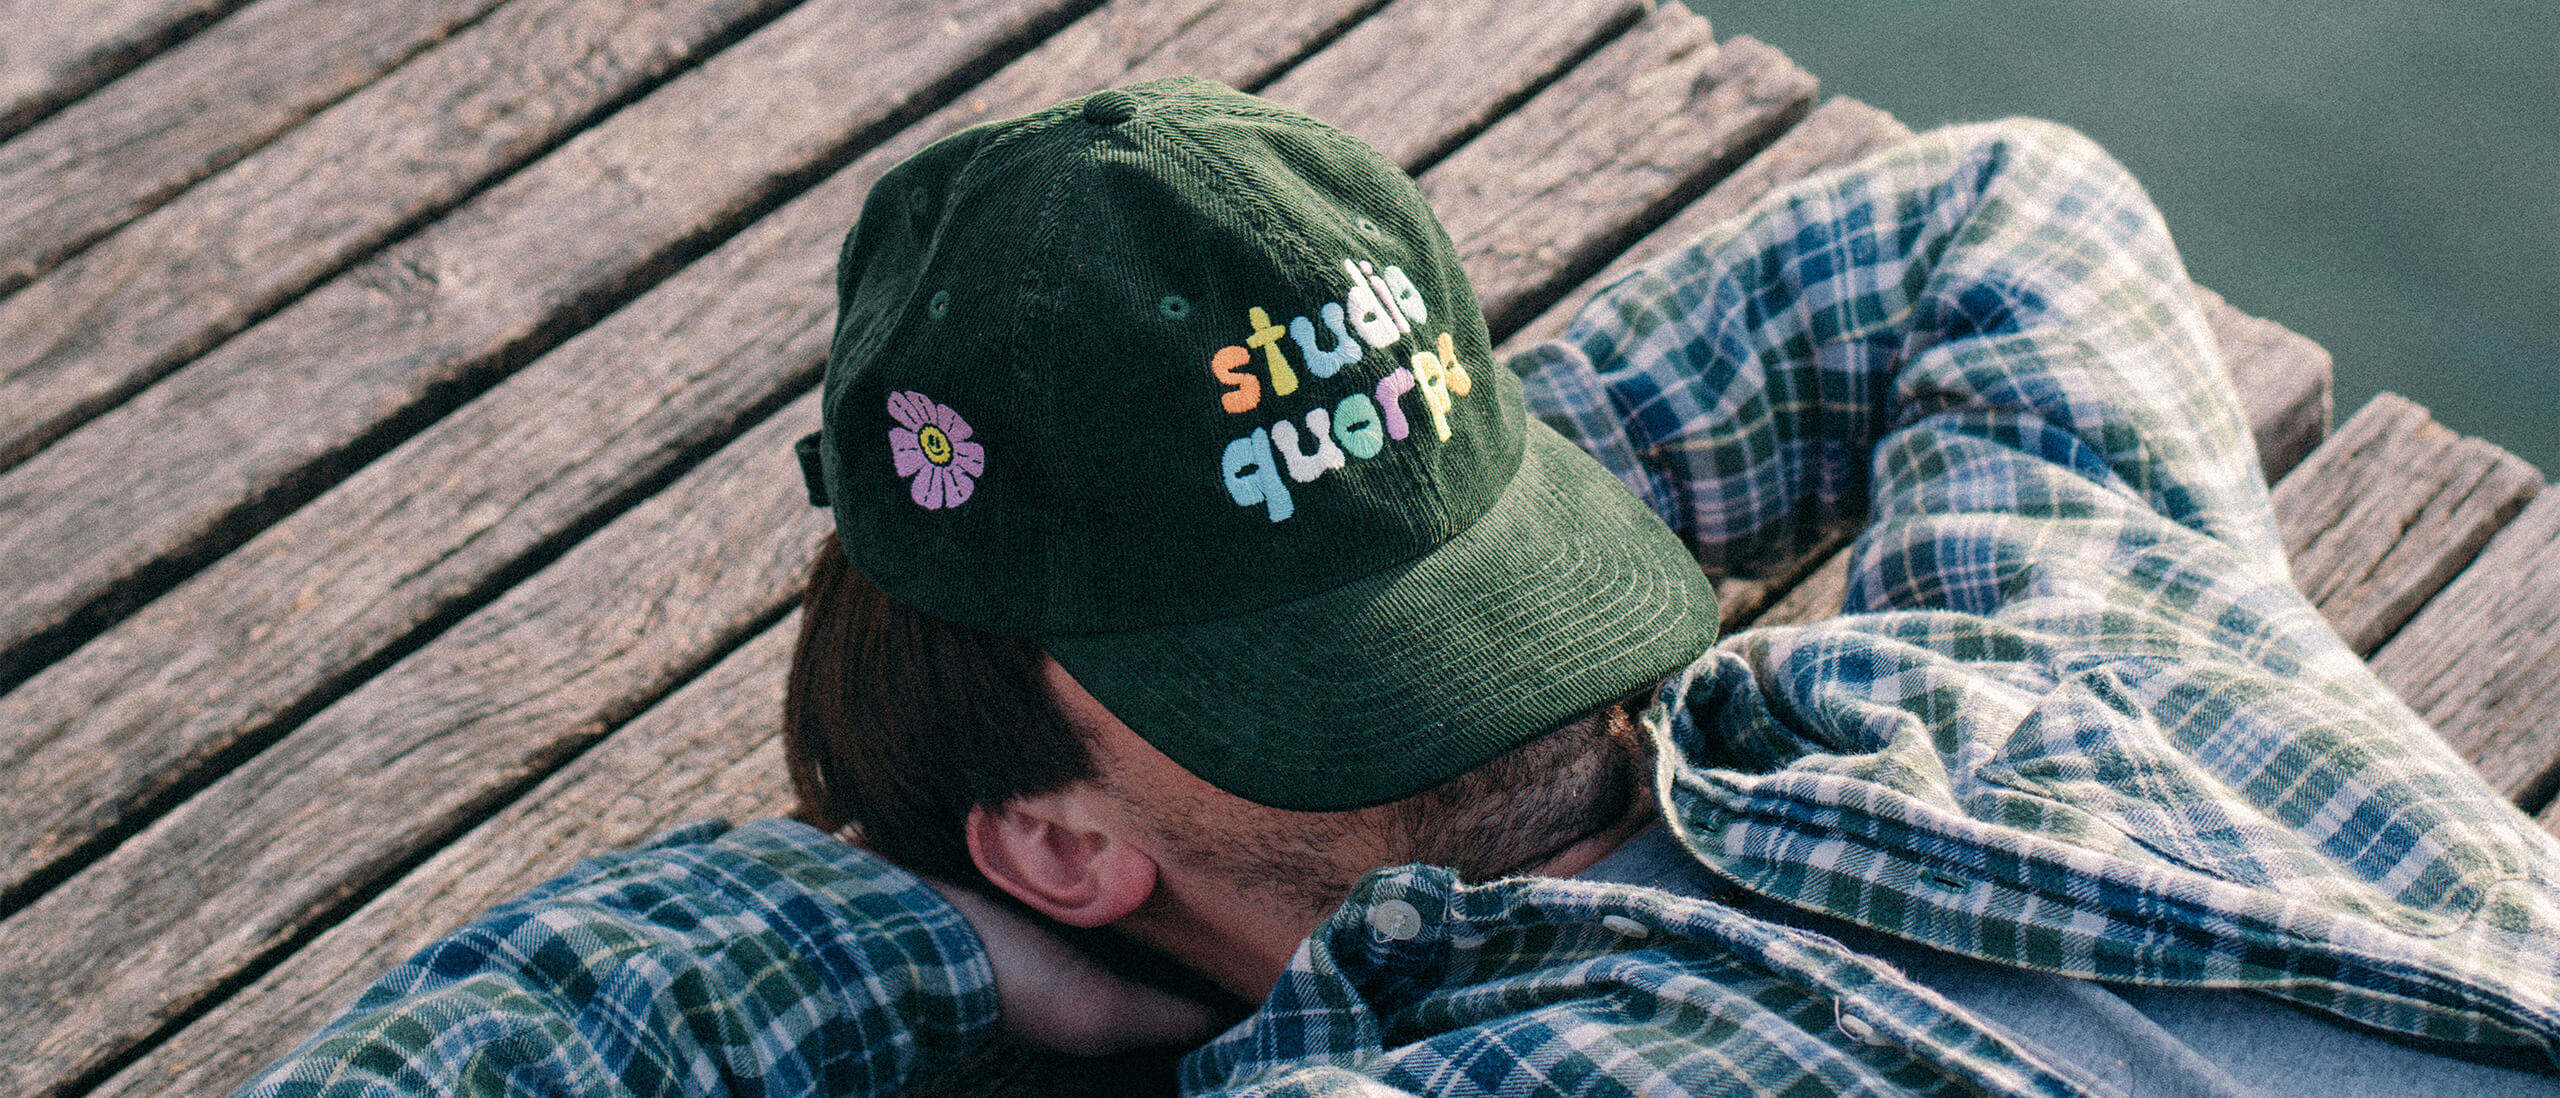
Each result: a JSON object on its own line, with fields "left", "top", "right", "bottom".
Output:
{"left": 1104, "top": 701, "right": 1652, "bottom": 922}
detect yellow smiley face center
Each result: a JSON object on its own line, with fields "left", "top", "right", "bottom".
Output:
{"left": 917, "top": 424, "right": 953, "bottom": 466}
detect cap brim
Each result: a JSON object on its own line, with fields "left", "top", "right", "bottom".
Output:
{"left": 1042, "top": 418, "right": 1720, "bottom": 811}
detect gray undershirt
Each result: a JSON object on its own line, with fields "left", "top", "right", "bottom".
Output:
{"left": 1579, "top": 823, "right": 2560, "bottom": 1097}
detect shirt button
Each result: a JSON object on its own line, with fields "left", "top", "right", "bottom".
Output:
{"left": 1367, "top": 899, "right": 1424, "bottom": 941}
{"left": 1600, "top": 915, "right": 1651, "bottom": 939}
{"left": 1834, "top": 1003, "right": 1893, "bottom": 1047}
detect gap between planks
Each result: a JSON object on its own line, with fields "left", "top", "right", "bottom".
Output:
{"left": 0, "top": 0, "right": 813, "bottom": 471}
{"left": 0, "top": 0, "right": 250, "bottom": 139}
{"left": 0, "top": 0, "right": 511, "bottom": 299}
{"left": 0, "top": 0, "right": 1086, "bottom": 692}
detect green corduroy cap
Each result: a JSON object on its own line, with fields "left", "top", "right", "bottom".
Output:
{"left": 797, "top": 76, "right": 1718, "bottom": 811}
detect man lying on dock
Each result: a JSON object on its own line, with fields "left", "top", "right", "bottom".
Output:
{"left": 238, "top": 77, "right": 2560, "bottom": 1096}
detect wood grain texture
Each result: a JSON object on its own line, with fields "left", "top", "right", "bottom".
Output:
{"left": 0, "top": 0, "right": 245, "bottom": 137}
{"left": 85, "top": 615, "right": 802, "bottom": 1098}
{"left": 1423, "top": 6, "right": 1818, "bottom": 338}
{"left": 0, "top": 0, "right": 1571, "bottom": 922}
{"left": 1504, "top": 96, "right": 1914, "bottom": 350}
{"left": 0, "top": 393, "right": 831, "bottom": 1098}
{"left": 0, "top": 174, "right": 837, "bottom": 900}
{"left": 0, "top": 0, "right": 804, "bottom": 471}
{"left": 2196, "top": 284, "right": 2332, "bottom": 481}
{"left": 0, "top": 0, "right": 507, "bottom": 297}
{"left": 2367, "top": 492, "right": 2560, "bottom": 808}
{"left": 0, "top": 2, "right": 1678, "bottom": 1088}
{"left": 2272, "top": 392, "right": 2541, "bottom": 656}
{"left": 1260, "top": 0, "right": 1645, "bottom": 171}
{"left": 0, "top": 0, "right": 1077, "bottom": 691}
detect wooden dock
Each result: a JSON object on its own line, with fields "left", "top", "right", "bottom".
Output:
{"left": 1, "top": 1, "right": 2554, "bottom": 1095}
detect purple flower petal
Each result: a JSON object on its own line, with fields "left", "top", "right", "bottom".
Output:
{"left": 939, "top": 467, "right": 976, "bottom": 507}
{"left": 911, "top": 464, "right": 946, "bottom": 509}
{"left": 949, "top": 440, "right": 985, "bottom": 477}
{"left": 889, "top": 428, "right": 927, "bottom": 476}
{"left": 928, "top": 400, "right": 972, "bottom": 442}
{"left": 886, "top": 391, "right": 932, "bottom": 430}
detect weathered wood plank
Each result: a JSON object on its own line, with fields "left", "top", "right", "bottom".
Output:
{"left": 0, "top": 179, "right": 836, "bottom": 905}
{"left": 2364, "top": 492, "right": 2560, "bottom": 810}
{"left": 1423, "top": 7, "right": 1819, "bottom": 338}
{"left": 1751, "top": 544, "right": 1857, "bottom": 629}
{"left": 0, "top": 0, "right": 807, "bottom": 472}
{"left": 0, "top": 395, "right": 831, "bottom": 1098}
{"left": 0, "top": 5, "right": 1672, "bottom": 1090}
{"left": 1505, "top": 96, "right": 1914, "bottom": 351}
{"left": 0, "top": 0, "right": 1078, "bottom": 692}
{"left": 1258, "top": 0, "right": 1645, "bottom": 172}
{"left": 0, "top": 0, "right": 1622, "bottom": 922}
{"left": 0, "top": 0, "right": 508, "bottom": 298}
{"left": 2271, "top": 392, "right": 2541, "bottom": 655}
{"left": 2195, "top": 284, "right": 2332, "bottom": 481}
{"left": 86, "top": 615, "right": 802, "bottom": 1098}
{"left": 0, "top": 0, "right": 245, "bottom": 138}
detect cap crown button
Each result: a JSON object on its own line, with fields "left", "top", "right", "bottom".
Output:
{"left": 1082, "top": 91, "right": 1139, "bottom": 125}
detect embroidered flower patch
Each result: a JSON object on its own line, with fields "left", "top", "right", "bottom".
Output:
{"left": 886, "top": 391, "right": 983, "bottom": 509}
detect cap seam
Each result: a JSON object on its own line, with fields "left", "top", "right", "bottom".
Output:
{"left": 1017, "top": 126, "right": 1089, "bottom": 632}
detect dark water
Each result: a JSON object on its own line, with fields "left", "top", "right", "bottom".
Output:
{"left": 1678, "top": 0, "right": 2560, "bottom": 474}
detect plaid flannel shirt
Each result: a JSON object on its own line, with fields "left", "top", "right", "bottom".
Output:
{"left": 238, "top": 121, "right": 2560, "bottom": 1098}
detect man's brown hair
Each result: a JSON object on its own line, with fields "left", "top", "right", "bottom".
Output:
{"left": 784, "top": 535, "right": 1094, "bottom": 888}
{"left": 785, "top": 536, "right": 1655, "bottom": 901}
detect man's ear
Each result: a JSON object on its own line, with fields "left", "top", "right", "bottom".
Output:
{"left": 965, "top": 787, "right": 1157, "bottom": 928}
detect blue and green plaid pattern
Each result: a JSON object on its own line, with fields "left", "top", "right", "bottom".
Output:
{"left": 239, "top": 121, "right": 2560, "bottom": 1097}
{"left": 235, "top": 819, "right": 997, "bottom": 1097}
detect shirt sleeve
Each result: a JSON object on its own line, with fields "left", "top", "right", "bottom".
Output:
{"left": 1509, "top": 117, "right": 2292, "bottom": 594}
{"left": 231, "top": 818, "right": 1000, "bottom": 1098}
{"left": 1512, "top": 121, "right": 2560, "bottom": 1061}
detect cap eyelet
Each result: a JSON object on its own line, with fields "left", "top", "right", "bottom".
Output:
{"left": 927, "top": 289, "right": 952, "bottom": 319}
{"left": 909, "top": 185, "right": 931, "bottom": 211}
{"left": 1355, "top": 217, "right": 1382, "bottom": 238}
{"left": 1158, "top": 294, "right": 1192, "bottom": 321}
